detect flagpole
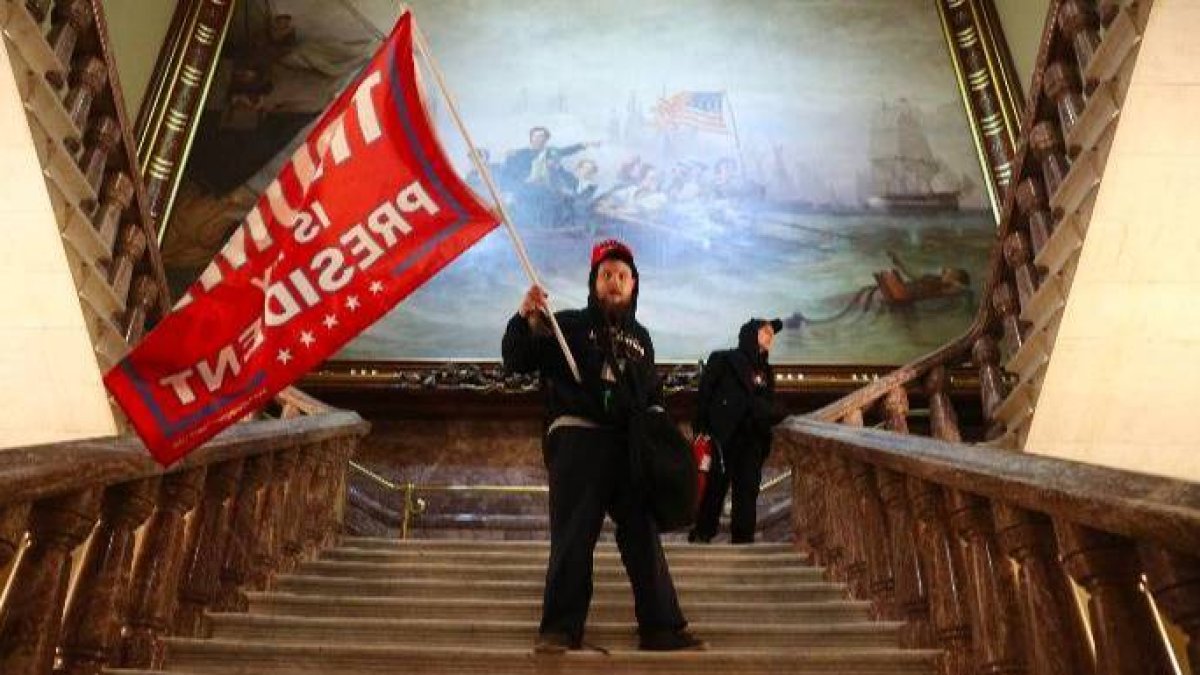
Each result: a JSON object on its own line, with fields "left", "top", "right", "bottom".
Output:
{"left": 722, "top": 90, "right": 750, "bottom": 175}
{"left": 407, "top": 14, "right": 583, "bottom": 384}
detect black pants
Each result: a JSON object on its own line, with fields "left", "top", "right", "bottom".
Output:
{"left": 692, "top": 431, "right": 763, "bottom": 544}
{"left": 540, "top": 426, "right": 687, "bottom": 643}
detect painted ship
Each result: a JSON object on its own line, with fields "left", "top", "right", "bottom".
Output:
{"left": 865, "top": 99, "right": 964, "bottom": 213}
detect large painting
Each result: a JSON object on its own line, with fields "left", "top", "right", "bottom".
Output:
{"left": 164, "top": 0, "right": 995, "bottom": 365}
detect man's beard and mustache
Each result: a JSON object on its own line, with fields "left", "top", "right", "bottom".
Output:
{"left": 597, "top": 291, "right": 633, "bottom": 323}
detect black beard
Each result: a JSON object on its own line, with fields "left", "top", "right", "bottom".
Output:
{"left": 598, "top": 295, "right": 632, "bottom": 323}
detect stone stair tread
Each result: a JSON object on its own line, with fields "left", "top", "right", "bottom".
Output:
{"left": 275, "top": 574, "right": 845, "bottom": 603}
{"left": 323, "top": 546, "right": 811, "bottom": 566}
{"left": 207, "top": 612, "right": 901, "bottom": 636}
{"left": 298, "top": 559, "right": 827, "bottom": 579}
{"left": 339, "top": 536, "right": 796, "bottom": 552}
{"left": 279, "top": 573, "right": 842, "bottom": 592}
{"left": 245, "top": 591, "right": 873, "bottom": 623}
{"left": 205, "top": 613, "right": 904, "bottom": 650}
{"left": 161, "top": 637, "right": 940, "bottom": 674}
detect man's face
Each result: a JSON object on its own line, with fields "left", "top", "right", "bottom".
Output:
{"left": 530, "top": 129, "right": 549, "bottom": 150}
{"left": 594, "top": 259, "right": 635, "bottom": 314}
{"left": 757, "top": 324, "right": 776, "bottom": 352}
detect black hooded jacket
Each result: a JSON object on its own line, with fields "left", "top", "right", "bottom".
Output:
{"left": 692, "top": 320, "right": 778, "bottom": 456}
{"left": 502, "top": 273, "right": 662, "bottom": 432}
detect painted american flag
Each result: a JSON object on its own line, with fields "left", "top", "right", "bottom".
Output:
{"left": 654, "top": 91, "right": 729, "bottom": 134}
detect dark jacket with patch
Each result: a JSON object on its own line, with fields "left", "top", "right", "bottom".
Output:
{"left": 502, "top": 305, "right": 662, "bottom": 431}
{"left": 693, "top": 321, "right": 778, "bottom": 458}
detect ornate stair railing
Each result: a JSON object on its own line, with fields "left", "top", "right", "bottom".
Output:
{"left": 0, "top": 393, "right": 369, "bottom": 675}
{"left": 811, "top": 0, "right": 1150, "bottom": 448}
{"left": 781, "top": 416, "right": 1198, "bottom": 675}
{"left": 2, "top": 0, "right": 173, "bottom": 370}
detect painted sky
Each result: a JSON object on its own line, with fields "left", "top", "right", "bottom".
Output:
{"left": 278, "top": 0, "right": 987, "bottom": 208}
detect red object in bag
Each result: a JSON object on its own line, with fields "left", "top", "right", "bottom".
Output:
{"left": 692, "top": 434, "right": 713, "bottom": 509}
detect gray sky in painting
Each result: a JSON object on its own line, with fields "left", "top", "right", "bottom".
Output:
{"left": 279, "top": 0, "right": 986, "bottom": 208}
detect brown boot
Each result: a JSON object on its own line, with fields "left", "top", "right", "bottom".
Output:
{"left": 533, "top": 631, "right": 575, "bottom": 654}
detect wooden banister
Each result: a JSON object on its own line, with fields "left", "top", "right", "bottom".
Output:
{"left": 0, "top": 397, "right": 368, "bottom": 675}
{"left": 782, "top": 416, "right": 1199, "bottom": 674}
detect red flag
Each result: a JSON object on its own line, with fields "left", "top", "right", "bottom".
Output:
{"left": 105, "top": 14, "right": 499, "bottom": 465}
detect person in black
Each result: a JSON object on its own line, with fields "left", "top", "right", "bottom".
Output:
{"left": 502, "top": 239, "right": 704, "bottom": 653}
{"left": 689, "top": 318, "right": 782, "bottom": 545}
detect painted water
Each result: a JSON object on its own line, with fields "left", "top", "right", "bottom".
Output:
{"left": 339, "top": 208, "right": 995, "bottom": 364}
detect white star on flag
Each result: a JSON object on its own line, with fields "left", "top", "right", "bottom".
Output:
{"left": 346, "top": 296, "right": 361, "bottom": 311}
{"left": 299, "top": 331, "right": 315, "bottom": 348}
{"left": 369, "top": 280, "right": 384, "bottom": 295}
{"left": 277, "top": 349, "right": 292, "bottom": 364}
{"left": 323, "top": 314, "right": 339, "bottom": 329}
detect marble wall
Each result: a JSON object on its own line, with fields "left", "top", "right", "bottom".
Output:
{"left": 347, "top": 415, "right": 792, "bottom": 541}
{"left": 1026, "top": 0, "right": 1200, "bottom": 483}
{"left": 0, "top": 38, "right": 119, "bottom": 448}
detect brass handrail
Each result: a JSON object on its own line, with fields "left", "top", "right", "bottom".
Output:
{"left": 760, "top": 469, "right": 793, "bottom": 492}
{"left": 348, "top": 461, "right": 793, "bottom": 538}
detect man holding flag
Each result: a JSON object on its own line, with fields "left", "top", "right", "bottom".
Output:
{"left": 105, "top": 14, "right": 500, "bottom": 466}
{"left": 503, "top": 239, "right": 705, "bottom": 653}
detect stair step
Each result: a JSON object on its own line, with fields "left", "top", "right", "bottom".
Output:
{"left": 275, "top": 574, "right": 847, "bottom": 604}
{"left": 206, "top": 614, "right": 904, "bottom": 650}
{"left": 159, "top": 639, "right": 939, "bottom": 674}
{"left": 247, "top": 592, "right": 874, "bottom": 624}
{"left": 297, "top": 559, "right": 827, "bottom": 583}
{"left": 323, "top": 546, "right": 810, "bottom": 568}
{"left": 339, "top": 536, "right": 796, "bottom": 554}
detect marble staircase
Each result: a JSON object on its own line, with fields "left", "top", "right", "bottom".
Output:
{"left": 107, "top": 537, "right": 940, "bottom": 674}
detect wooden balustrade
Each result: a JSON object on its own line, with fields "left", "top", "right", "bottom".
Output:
{"left": 46, "top": 0, "right": 90, "bottom": 88}
{"left": 1044, "top": 61, "right": 1086, "bottom": 143}
{"left": 782, "top": 417, "right": 1200, "bottom": 675}
{"left": 1003, "top": 230, "right": 1040, "bottom": 311}
{"left": 1015, "top": 177, "right": 1053, "bottom": 257}
{"left": 925, "top": 366, "right": 961, "bottom": 443}
{"left": 217, "top": 453, "right": 272, "bottom": 612}
{"left": 80, "top": 115, "right": 121, "bottom": 198}
{"left": 174, "top": 460, "right": 244, "bottom": 637}
{"left": 0, "top": 407, "right": 368, "bottom": 675}
{"left": 908, "top": 477, "right": 972, "bottom": 675}
{"left": 63, "top": 56, "right": 106, "bottom": 144}
{"left": 1030, "top": 121, "right": 1070, "bottom": 210}
{"left": 59, "top": 478, "right": 158, "bottom": 675}
{"left": 993, "top": 505, "right": 1094, "bottom": 675}
{"left": 2, "top": 0, "right": 172, "bottom": 373}
{"left": 1058, "top": 0, "right": 1102, "bottom": 84}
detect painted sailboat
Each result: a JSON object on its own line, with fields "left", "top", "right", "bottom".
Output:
{"left": 866, "top": 99, "right": 961, "bottom": 213}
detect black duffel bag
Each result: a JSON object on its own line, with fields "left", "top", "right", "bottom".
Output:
{"left": 624, "top": 370, "right": 698, "bottom": 532}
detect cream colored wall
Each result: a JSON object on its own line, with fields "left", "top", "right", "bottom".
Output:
{"left": 1025, "top": 0, "right": 1200, "bottom": 483}
{"left": 100, "top": 0, "right": 178, "bottom": 119}
{"left": 0, "top": 39, "right": 119, "bottom": 448}
{"left": 992, "top": 0, "right": 1052, "bottom": 101}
